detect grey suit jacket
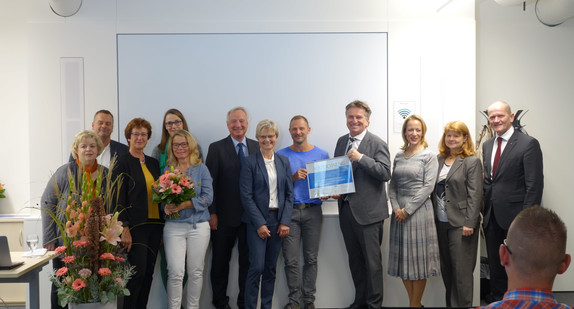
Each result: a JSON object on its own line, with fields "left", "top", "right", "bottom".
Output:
{"left": 433, "top": 155, "right": 483, "bottom": 228}
{"left": 482, "top": 130, "right": 544, "bottom": 229}
{"left": 334, "top": 131, "right": 391, "bottom": 225}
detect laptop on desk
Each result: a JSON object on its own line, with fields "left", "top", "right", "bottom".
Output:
{"left": 0, "top": 235, "right": 25, "bottom": 270}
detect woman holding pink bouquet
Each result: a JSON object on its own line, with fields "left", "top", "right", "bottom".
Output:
{"left": 163, "top": 129, "right": 213, "bottom": 309}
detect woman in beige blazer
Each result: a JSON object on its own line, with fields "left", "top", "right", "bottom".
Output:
{"left": 433, "top": 121, "right": 483, "bottom": 307}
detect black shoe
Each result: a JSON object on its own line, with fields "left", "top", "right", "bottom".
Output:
{"left": 284, "top": 303, "right": 300, "bottom": 309}
{"left": 303, "top": 303, "right": 315, "bottom": 309}
{"left": 216, "top": 305, "right": 231, "bottom": 309}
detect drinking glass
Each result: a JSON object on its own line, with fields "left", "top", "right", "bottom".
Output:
{"left": 26, "top": 234, "right": 39, "bottom": 255}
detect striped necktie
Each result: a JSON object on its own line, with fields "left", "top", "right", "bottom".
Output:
{"left": 346, "top": 137, "right": 357, "bottom": 154}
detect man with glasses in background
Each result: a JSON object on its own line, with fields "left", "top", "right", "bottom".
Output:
{"left": 479, "top": 206, "right": 571, "bottom": 309}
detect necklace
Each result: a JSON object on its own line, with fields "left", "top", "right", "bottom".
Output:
{"left": 404, "top": 146, "right": 423, "bottom": 160}
{"left": 404, "top": 152, "right": 416, "bottom": 160}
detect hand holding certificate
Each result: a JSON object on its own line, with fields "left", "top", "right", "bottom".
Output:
{"left": 306, "top": 156, "right": 355, "bottom": 198}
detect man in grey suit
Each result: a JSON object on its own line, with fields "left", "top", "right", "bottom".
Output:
{"left": 333, "top": 100, "right": 391, "bottom": 309}
{"left": 482, "top": 100, "right": 544, "bottom": 302}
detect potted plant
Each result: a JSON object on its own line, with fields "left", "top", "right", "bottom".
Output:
{"left": 47, "top": 165, "right": 134, "bottom": 308}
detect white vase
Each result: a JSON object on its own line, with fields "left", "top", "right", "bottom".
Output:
{"left": 69, "top": 299, "right": 116, "bottom": 309}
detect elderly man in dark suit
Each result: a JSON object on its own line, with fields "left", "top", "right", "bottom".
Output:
{"left": 333, "top": 100, "right": 391, "bottom": 309}
{"left": 68, "top": 110, "right": 128, "bottom": 167}
{"left": 482, "top": 100, "right": 544, "bottom": 302}
{"left": 206, "top": 107, "right": 259, "bottom": 309}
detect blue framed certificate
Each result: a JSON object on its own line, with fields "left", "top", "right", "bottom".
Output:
{"left": 306, "top": 156, "right": 355, "bottom": 198}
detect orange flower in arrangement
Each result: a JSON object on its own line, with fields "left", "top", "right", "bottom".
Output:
{"left": 47, "top": 165, "right": 134, "bottom": 307}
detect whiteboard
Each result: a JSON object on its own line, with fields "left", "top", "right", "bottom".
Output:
{"left": 117, "top": 33, "right": 388, "bottom": 157}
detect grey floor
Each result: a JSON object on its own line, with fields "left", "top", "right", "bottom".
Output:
{"left": 2, "top": 293, "right": 572, "bottom": 308}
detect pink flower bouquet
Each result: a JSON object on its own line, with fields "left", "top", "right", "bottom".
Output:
{"left": 152, "top": 167, "right": 196, "bottom": 219}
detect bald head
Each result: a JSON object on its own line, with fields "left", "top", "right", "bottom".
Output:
{"left": 488, "top": 100, "right": 512, "bottom": 115}
{"left": 487, "top": 100, "right": 515, "bottom": 136}
{"left": 505, "top": 206, "right": 570, "bottom": 287}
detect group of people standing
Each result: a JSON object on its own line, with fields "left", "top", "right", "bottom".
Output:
{"left": 41, "top": 98, "right": 548, "bottom": 309}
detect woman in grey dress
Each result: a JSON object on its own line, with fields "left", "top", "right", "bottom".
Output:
{"left": 388, "top": 114, "right": 440, "bottom": 308}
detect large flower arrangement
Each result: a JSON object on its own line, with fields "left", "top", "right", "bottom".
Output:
{"left": 151, "top": 167, "right": 196, "bottom": 219}
{"left": 48, "top": 164, "right": 134, "bottom": 307}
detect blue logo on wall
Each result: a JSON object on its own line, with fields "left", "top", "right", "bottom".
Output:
{"left": 397, "top": 108, "right": 411, "bottom": 119}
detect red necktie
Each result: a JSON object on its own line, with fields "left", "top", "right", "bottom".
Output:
{"left": 492, "top": 137, "right": 502, "bottom": 177}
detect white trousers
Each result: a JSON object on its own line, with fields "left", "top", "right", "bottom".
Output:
{"left": 163, "top": 221, "right": 210, "bottom": 309}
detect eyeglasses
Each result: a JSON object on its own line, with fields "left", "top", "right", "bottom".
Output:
{"left": 131, "top": 132, "right": 148, "bottom": 138}
{"left": 503, "top": 239, "right": 513, "bottom": 255}
{"left": 165, "top": 120, "right": 183, "bottom": 127}
{"left": 172, "top": 142, "right": 189, "bottom": 149}
{"left": 258, "top": 135, "right": 276, "bottom": 140}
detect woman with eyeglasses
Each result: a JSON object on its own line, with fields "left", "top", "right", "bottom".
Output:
{"left": 152, "top": 109, "right": 204, "bottom": 171}
{"left": 432, "top": 121, "right": 482, "bottom": 307}
{"left": 162, "top": 130, "right": 213, "bottom": 309}
{"left": 240, "top": 119, "right": 293, "bottom": 309}
{"left": 115, "top": 118, "right": 162, "bottom": 309}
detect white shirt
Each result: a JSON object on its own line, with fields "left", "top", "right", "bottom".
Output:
{"left": 97, "top": 143, "right": 111, "bottom": 168}
{"left": 264, "top": 153, "right": 279, "bottom": 209}
{"left": 491, "top": 126, "right": 514, "bottom": 177}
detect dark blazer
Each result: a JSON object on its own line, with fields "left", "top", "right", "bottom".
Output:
{"left": 206, "top": 135, "right": 259, "bottom": 227}
{"left": 114, "top": 153, "right": 162, "bottom": 228}
{"left": 482, "top": 130, "right": 544, "bottom": 229}
{"left": 334, "top": 131, "right": 391, "bottom": 225}
{"left": 433, "top": 155, "right": 483, "bottom": 228}
{"left": 239, "top": 151, "right": 293, "bottom": 228}
{"left": 69, "top": 139, "right": 129, "bottom": 163}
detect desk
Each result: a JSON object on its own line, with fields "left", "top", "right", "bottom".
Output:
{"left": 0, "top": 251, "right": 56, "bottom": 309}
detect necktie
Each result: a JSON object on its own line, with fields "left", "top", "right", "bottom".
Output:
{"left": 237, "top": 143, "right": 245, "bottom": 164}
{"left": 346, "top": 137, "right": 357, "bottom": 154}
{"left": 492, "top": 137, "right": 502, "bottom": 177}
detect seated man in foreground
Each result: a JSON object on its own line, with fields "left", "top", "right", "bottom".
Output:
{"left": 480, "top": 206, "right": 571, "bottom": 309}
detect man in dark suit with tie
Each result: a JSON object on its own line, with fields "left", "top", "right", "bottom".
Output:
{"left": 482, "top": 100, "right": 544, "bottom": 302}
{"left": 334, "top": 100, "right": 391, "bottom": 309}
{"left": 68, "top": 110, "right": 128, "bottom": 168}
{"left": 206, "top": 107, "right": 260, "bottom": 309}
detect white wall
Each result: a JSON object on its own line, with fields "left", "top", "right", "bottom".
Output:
{"left": 0, "top": 1, "right": 30, "bottom": 215}
{"left": 1, "top": 0, "right": 482, "bottom": 307}
{"left": 476, "top": 0, "right": 574, "bottom": 291}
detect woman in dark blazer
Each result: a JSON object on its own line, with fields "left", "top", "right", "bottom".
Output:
{"left": 239, "top": 119, "right": 293, "bottom": 309}
{"left": 433, "top": 121, "right": 483, "bottom": 307}
{"left": 115, "top": 118, "right": 162, "bottom": 309}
